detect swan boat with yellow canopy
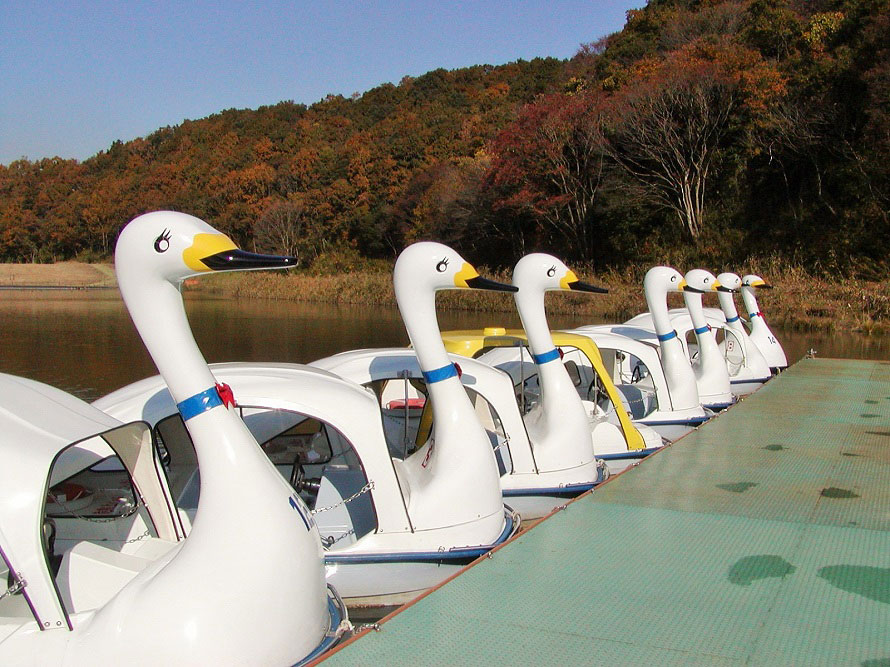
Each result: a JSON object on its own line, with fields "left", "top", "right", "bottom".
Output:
{"left": 441, "top": 329, "right": 665, "bottom": 476}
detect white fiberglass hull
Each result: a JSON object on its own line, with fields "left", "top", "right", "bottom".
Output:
{"left": 323, "top": 509, "right": 519, "bottom": 608}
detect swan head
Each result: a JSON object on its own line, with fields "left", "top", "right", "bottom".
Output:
{"left": 716, "top": 272, "right": 741, "bottom": 292}
{"left": 741, "top": 274, "right": 773, "bottom": 291}
{"left": 643, "top": 266, "right": 687, "bottom": 295}
{"left": 394, "top": 241, "right": 517, "bottom": 294}
{"left": 116, "top": 211, "right": 296, "bottom": 286}
{"left": 513, "top": 253, "right": 608, "bottom": 294}
{"left": 683, "top": 269, "right": 722, "bottom": 294}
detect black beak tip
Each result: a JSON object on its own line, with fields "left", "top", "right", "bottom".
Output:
{"left": 466, "top": 275, "right": 518, "bottom": 293}
{"left": 570, "top": 280, "right": 609, "bottom": 294}
{"left": 202, "top": 249, "right": 299, "bottom": 271}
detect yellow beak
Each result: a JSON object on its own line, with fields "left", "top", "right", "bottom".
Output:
{"left": 183, "top": 233, "right": 239, "bottom": 272}
{"left": 453, "top": 262, "right": 480, "bottom": 288}
{"left": 559, "top": 269, "right": 580, "bottom": 290}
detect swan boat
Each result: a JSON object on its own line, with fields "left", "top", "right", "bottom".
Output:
{"left": 312, "top": 251, "right": 621, "bottom": 519}
{"left": 567, "top": 267, "right": 713, "bottom": 439}
{"left": 702, "top": 272, "right": 772, "bottom": 394}
{"left": 440, "top": 253, "right": 665, "bottom": 477}
{"left": 624, "top": 271, "right": 771, "bottom": 396}
{"left": 622, "top": 269, "right": 735, "bottom": 409}
{"left": 96, "top": 241, "right": 520, "bottom": 608}
{"left": 0, "top": 212, "right": 345, "bottom": 665}
{"left": 739, "top": 275, "right": 788, "bottom": 373}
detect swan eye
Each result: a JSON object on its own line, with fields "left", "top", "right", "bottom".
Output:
{"left": 154, "top": 229, "right": 172, "bottom": 253}
{"left": 670, "top": 276, "right": 677, "bottom": 282}
{"left": 547, "top": 266, "right": 556, "bottom": 277}
{"left": 436, "top": 258, "right": 449, "bottom": 273}
{"left": 704, "top": 278, "right": 710, "bottom": 283}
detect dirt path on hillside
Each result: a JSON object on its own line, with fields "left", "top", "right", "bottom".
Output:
{"left": 0, "top": 262, "right": 117, "bottom": 288}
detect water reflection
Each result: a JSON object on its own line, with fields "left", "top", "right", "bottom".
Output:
{"left": 1, "top": 289, "right": 888, "bottom": 401}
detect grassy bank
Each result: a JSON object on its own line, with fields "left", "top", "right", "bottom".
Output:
{"left": 3, "top": 260, "right": 886, "bottom": 334}
{"left": 197, "top": 263, "right": 890, "bottom": 335}
{"left": 0, "top": 262, "right": 116, "bottom": 287}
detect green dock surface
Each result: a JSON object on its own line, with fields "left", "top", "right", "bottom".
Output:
{"left": 322, "top": 358, "right": 890, "bottom": 666}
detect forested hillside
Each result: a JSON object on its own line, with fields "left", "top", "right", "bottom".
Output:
{"left": 1, "top": 0, "right": 888, "bottom": 276}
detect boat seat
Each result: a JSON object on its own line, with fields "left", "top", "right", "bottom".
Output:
{"left": 56, "top": 541, "right": 154, "bottom": 613}
{"left": 564, "top": 360, "right": 583, "bottom": 387}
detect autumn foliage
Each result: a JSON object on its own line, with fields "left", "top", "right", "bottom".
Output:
{"left": 1, "top": 0, "right": 888, "bottom": 277}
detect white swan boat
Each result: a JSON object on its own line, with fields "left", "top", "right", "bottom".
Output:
{"left": 314, "top": 254, "right": 622, "bottom": 520}
{"left": 702, "top": 272, "right": 772, "bottom": 394}
{"left": 96, "top": 241, "right": 520, "bottom": 608}
{"left": 626, "top": 271, "right": 771, "bottom": 397}
{"left": 568, "top": 266, "right": 713, "bottom": 439}
{"left": 0, "top": 212, "right": 345, "bottom": 665}
{"left": 740, "top": 275, "right": 788, "bottom": 373}
{"left": 440, "top": 254, "right": 665, "bottom": 477}
{"left": 623, "top": 269, "right": 735, "bottom": 409}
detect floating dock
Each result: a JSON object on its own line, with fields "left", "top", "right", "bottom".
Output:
{"left": 321, "top": 358, "right": 890, "bottom": 665}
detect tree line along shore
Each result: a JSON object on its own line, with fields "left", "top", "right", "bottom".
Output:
{"left": 2, "top": 0, "right": 888, "bottom": 284}
{"left": 3, "top": 261, "right": 887, "bottom": 335}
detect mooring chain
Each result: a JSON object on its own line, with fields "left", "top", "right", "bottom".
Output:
{"left": 48, "top": 496, "right": 140, "bottom": 523}
{"left": 311, "top": 480, "right": 375, "bottom": 516}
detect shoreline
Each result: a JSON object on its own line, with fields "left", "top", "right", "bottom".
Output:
{"left": 2, "top": 261, "right": 888, "bottom": 335}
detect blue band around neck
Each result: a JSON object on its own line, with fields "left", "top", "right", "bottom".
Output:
{"left": 422, "top": 363, "right": 458, "bottom": 384}
{"left": 177, "top": 386, "right": 223, "bottom": 421}
{"left": 726, "top": 315, "right": 740, "bottom": 323}
{"left": 657, "top": 330, "right": 678, "bottom": 342}
{"left": 532, "top": 348, "right": 561, "bottom": 364}
{"left": 749, "top": 312, "right": 760, "bottom": 319}
{"left": 694, "top": 325, "right": 710, "bottom": 335}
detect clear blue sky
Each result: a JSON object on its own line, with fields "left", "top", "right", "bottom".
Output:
{"left": 0, "top": 1, "right": 640, "bottom": 165}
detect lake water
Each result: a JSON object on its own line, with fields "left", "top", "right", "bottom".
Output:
{"left": 2, "top": 288, "right": 889, "bottom": 401}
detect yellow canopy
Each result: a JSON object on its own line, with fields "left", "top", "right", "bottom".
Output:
{"left": 441, "top": 328, "right": 645, "bottom": 450}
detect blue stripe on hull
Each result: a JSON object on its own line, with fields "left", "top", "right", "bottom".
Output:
{"left": 730, "top": 377, "right": 770, "bottom": 386}
{"left": 639, "top": 416, "right": 710, "bottom": 427}
{"left": 596, "top": 446, "right": 661, "bottom": 461}
{"left": 324, "top": 510, "right": 517, "bottom": 566}
{"left": 502, "top": 481, "right": 597, "bottom": 498}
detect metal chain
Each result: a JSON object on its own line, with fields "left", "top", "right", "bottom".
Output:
{"left": 321, "top": 529, "right": 355, "bottom": 549}
{"left": 0, "top": 575, "right": 26, "bottom": 600}
{"left": 310, "top": 480, "right": 374, "bottom": 516}
{"left": 492, "top": 436, "right": 511, "bottom": 452}
{"left": 48, "top": 496, "right": 139, "bottom": 523}
{"left": 124, "top": 529, "right": 151, "bottom": 544}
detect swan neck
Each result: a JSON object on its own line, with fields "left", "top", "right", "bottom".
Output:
{"left": 646, "top": 285, "right": 673, "bottom": 335}
{"left": 120, "top": 276, "right": 217, "bottom": 403}
{"left": 396, "top": 282, "right": 452, "bottom": 373}
{"left": 741, "top": 288, "right": 760, "bottom": 317}
{"left": 515, "top": 289, "right": 554, "bottom": 356}
{"left": 683, "top": 291, "right": 706, "bottom": 329}
{"left": 718, "top": 292, "right": 739, "bottom": 320}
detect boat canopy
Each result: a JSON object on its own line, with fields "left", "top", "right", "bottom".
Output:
{"left": 440, "top": 330, "right": 646, "bottom": 450}
{"left": 312, "top": 348, "right": 539, "bottom": 474}
{"left": 95, "top": 362, "right": 413, "bottom": 536}
{"left": 0, "top": 373, "right": 177, "bottom": 630}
